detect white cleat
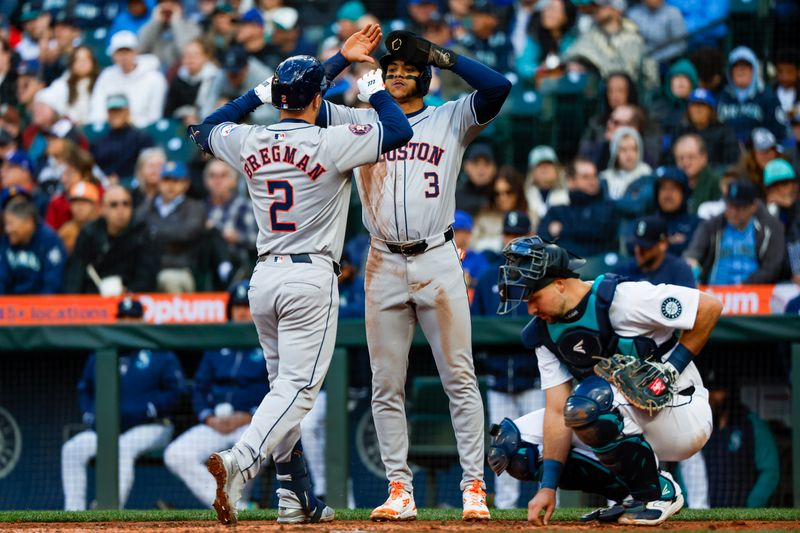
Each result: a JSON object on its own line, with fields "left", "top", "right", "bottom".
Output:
{"left": 207, "top": 450, "right": 245, "bottom": 526}
{"left": 462, "top": 480, "right": 490, "bottom": 521}
{"left": 276, "top": 488, "right": 335, "bottom": 523}
{"left": 370, "top": 481, "right": 417, "bottom": 521}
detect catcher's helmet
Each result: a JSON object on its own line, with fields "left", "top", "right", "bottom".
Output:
{"left": 497, "top": 236, "right": 586, "bottom": 314}
{"left": 379, "top": 53, "right": 432, "bottom": 97}
{"left": 271, "top": 55, "right": 330, "bottom": 111}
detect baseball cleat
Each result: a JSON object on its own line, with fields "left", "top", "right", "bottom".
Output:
{"left": 618, "top": 471, "right": 684, "bottom": 525}
{"left": 370, "top": 481, "right": 417, "bottom": 521}
{"left": 579, "top": 502, "right": 626, "bottom": 522}
{"left": 462, "top": 480, "right": 490, "bottom": 521}
{"left": 276, "top": 488, "right": 335, "bottom": 524}
{"left": 207, "top": 450, "right": 245, "bottom": 526}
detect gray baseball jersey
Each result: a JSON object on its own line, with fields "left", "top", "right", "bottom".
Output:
{"left": 208, "top": 119, "right": 385, "bottom": 260}
{"left": 323, "top": 93, "right": 485, "bottom": 242}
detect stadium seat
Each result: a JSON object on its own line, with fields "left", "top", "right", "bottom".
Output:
{"left": 145, "top": 118, "right": 184, "bottom": 145}
{"left": 82, "top": 122, "right": 109, "bottom": 143}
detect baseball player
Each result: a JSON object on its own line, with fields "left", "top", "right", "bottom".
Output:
{"left": 316, "top": 30, "right": 512, "bottom": 521}
{"left": 491, "top": 236, "right": 721, "bottom": 526}
{"left": 187, "top": 24, "right": 413, "bottom": 526}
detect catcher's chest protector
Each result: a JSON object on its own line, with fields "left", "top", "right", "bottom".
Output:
{"left": 522, "top": 274, "right": 674, "bottom": 381}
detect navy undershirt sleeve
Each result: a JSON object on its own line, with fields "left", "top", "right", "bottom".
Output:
{"left": 188, "top": 89, "right": 263, "bottom": 153}
{"left": 450, "top": 55, "right": 511, "bottom": 124}
{"left": 369, "top": 90, "right": 413, "bottom": 153}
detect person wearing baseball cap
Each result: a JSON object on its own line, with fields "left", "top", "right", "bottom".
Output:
{"left": 89, "top": 30, "right": 168, "bottom": 128}
{"left": 235, "top": 8, "right": 272, "bottom": 67}
{"left": 206, "top": 43, "right": 276, "bottom": 126}
{"left": 677, "top": 88, "right": 740, "bottom": 168}
{"left": 58, "top": 181, "right": 101, "bottom": 254}
{"left": 763, "top": 159, "right": 798, "bottom": 234}
{"left": 525, "top": 145, "right": 568, "bottom": 230}
{"left": 116, "top": 296, "right": 145, "bottom": 320}
{"left": 456, "top": 142, "right": 497, "bottom": 216}
{"left": 684, "top": 179, "right": 786, "bottom": 285}
{"left": 612, "top": 215, "right": 695, "bottom": 287}
{"left": 90, "top": 94, "right": 155, "bottom": 184}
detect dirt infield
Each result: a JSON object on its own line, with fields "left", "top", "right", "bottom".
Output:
{"left": 3, "top": 520, "right": 799, "bottom": 532}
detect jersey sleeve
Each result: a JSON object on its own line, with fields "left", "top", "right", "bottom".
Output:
{"left": 610, "top": 281, "right": 701, "bottom": 333}
{"left": 322, "top": 122, "right": 384, "bottom": 172}
{"left": 535, "top": 345, "right": 573, "bottom": 390}
{"left": 443, "top": 92, "right": 488, "bottom": 145}
{"left": 323, "top": 101, "right": 378, "bottom": 127}
{"left": 207, "top": 122, "right": 255, "bottom": 168}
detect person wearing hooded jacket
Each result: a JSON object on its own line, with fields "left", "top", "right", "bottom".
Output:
{"left": 717, "top": 46, "right": 790, "bottom": 145}
{"left": 650, "top": 58, "right": 698, "bottom": 153}
{"left": 88, "top": 31, "right": 168, "bottom": 128}
{"left": 599, "top": 126, "right": 652, "bottom": 200}
{"left": 653, "top": 166, "right": 700, "bottom": 256}
{"left": 163, "top": 39, "right": 220, "bottom": 120}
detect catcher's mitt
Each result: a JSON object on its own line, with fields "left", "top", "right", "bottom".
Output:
{"left": 594, "top": 354, "right": 678, "bottom": 415}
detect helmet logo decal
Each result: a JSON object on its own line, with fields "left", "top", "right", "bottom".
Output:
{"left": 391, "top": 38, "right": 402, "bottom": 51}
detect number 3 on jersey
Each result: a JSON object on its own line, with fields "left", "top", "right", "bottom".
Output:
{"left": 425, "top": 171, "right": 440, "bottom": 198}
{"left": 267, "top": 180, "right": 296, "bottom": 232}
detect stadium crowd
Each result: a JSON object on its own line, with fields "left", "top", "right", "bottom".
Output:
{"left": 0, "top": 0, "right": 793, "bottom": 512}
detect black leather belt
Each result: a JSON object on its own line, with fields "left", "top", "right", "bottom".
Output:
{"left": 385, "top": 227, "right": 454, "bottom": 256}
{"left": 257, "top": 253, "right": 341, "bottom": 275}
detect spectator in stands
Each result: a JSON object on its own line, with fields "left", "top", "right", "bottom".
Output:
{"left": 108, "top": 0, "right": 152, "bottom": 39}
{"left": 613, "top": 215, "right": 695, "bottom": 287}
{"left": 581, "top": 72, "right": 639, "bottom": 154}
{"left": 45, "top": 46, "right": 101, "bottom": 127}
{"left": 164, "top": 281, "right": 268, "bottom": 509}
{"left": 762, "top": 159, "right": 800, "bottom": 284}
{"left": 452, "top": 210, "right": 489, "bottom": 291}
{"left": 564, "top": 0, "right": 659, "bottom": 89}
{"left": 64, "top": 185, "right": 159, "bottom": 294}
{"left": 45, "top": 146, "right": 95, "bottom": 230}
{"left": 673, "top": 88, "right": 741, "bottom": 168}
{"left": 139, "top": 0, "right": 202, "bottom": 71}
{"left": 459, "top": 2, "right": 514, "bottom": 74}
{"left": 202, "top": 2, "right": 237, "bottom": 61}
{"left": 266, "top": 7, "right": 315, "bottom": 63}
{"left": 455, "top": 142, "right": 497, "bottom": 216}
{"left": 740, "top": 127, "right": 784, "bottom": 192}
{"left": 773, "top": 48, "right": 800, "bottom": 120}
{"left": 471, "top": 209, "right": 543, "bottom": 509}
{"left": 653, "top": 165, "right": 700, "bottom": 256}
{"left": 339, "top": 246, "right": 366, "bottom": 318}
{"left": 204, "top": 159, "right": 257, "bottom": 269}
{"left": 139, "top": 160, "right": 205, "bottom": 293}
{"left": 58, "top": 181, "right": 100, "bottom": 255}
{"left": 131, "top": 147, "right": 167, "bottom": 206}
{"left": 684, "top": 179, "right": 785, "bottom": 285}
{"left": 514, "top": 0, "right": 578, "bottom": 83}
{"left": 509, "top": 0, "right": 537, "bottom": 58}
{"left": 717, "top": 46, "right": 789, "bottom": 144}
{"left": 16, "top": 60, "right": 46, "bottom": 124}
{"left": 401, "top": 0, "right": 441, "bottom": 35}
{"left": 38, "top": 121, "right": 84, "bottom": 193}
{"left": 697, "top": 164, "right": 743, "bottom": 221}
{"left": 201, "top": 44, "right": 276, "bottom": 126}
{"left": 0, "top": 146, "right": 48, "bottom": 213}
{"left": 14, "top": 3, "right": 49, "bottom": 62}
{"left": 599, "top": 126, "right": 652, "bottom": 200}
{"left": 89, "top": 30, "right": 168, "bottom": 128}
{"left": 444, "top": 0, "right": 471, "bottom": 43}
{"left": 0, "top": 39, "right": 18, "bottom": 106}
{"left": 62, "top": 298, "right": 185, "bottom": 510}
{"left": 235, "top": 8, "right": 271, "bottom": 67}
{"left": 701, "top": 369, "right": 780, "bottom": 507}
{"left": 164, "top": 39, "right": 220, "bottom": 121}
{"left": 580, "top": 103, "right": 658, "bottom": 171}
{"left": 421, "top": 15, "right": 472, "bottom": 100}
{"left": 90, "top": 95, "right": 154, "bottom": 185}
{"left": 524, "top": 145, "right": 568, "bottom": 232}
{"left": 319, "top": 0, "right": 366, "bottom": 51}
{"left": 473, "top": 166, "right": 528, "bottom": 252}
{"left": 650, "top": 58, "right": 698, "bottom": 152}
{"left": 0, "top": 196, "right": 66, "bottom": 294}
{"left": 674, "top": 133, "right": 721, "bottom": 212}
{"left": 40, "top": 13, "right": 81, "bottom": 84}
{"left": 626, "top": 0, "right": 687, "bottom": 65}
{"left": 539, "top": 157, "right": 619, "bottom": 257}
{"left": 23, "top": 85, "right": 69, "bottom": 164}
{"left": 0, "top": 105, "right": 22, "bottom": 143}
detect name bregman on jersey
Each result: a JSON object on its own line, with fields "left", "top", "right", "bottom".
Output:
{"left": 382, "top": 142, "right": 445, "bottom": 165}
{"left": 243, "top": 145, "right": 326, "bottom": 180}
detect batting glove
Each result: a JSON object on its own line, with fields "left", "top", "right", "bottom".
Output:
{"left": 357, "top": 69, "right": 385, "bottom": 103}
{"left": 253, "top": 77, "right": 273, "bottom": 105}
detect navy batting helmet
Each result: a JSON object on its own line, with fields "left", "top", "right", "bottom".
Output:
{"left": 379, "top": 53, "right": 432, "bottom": 97}
{"left": 497, "top": 236, "right": 586, "bottom": 314}
{"left": 271, "top": 55, "right": 330, "bottom": 111}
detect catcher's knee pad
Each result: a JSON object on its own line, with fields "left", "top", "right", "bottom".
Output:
{"left": 564, "top": 376, "right": 623, "bottom": 448}
{"left": 275, "top": 441, "right": 325, "bottom": 522}
{"left": 487, "top": 418, "right": 540, "bottom": 481}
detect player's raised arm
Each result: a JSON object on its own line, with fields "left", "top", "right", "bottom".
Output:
{"left": 358, "top": 69, "right": 413, "bottom": 154}
{"left": 383, "top": 30, "right": 512, "bottom": 124}
{"left": 322, "top": 23, "right": 383, "bottom": 82}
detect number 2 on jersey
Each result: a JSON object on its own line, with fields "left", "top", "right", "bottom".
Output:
{"left": 267, "top": 180, "right": 296, "bottom": 232}
{"left": 424, "top": 171, "right": 440, "bottom": 198}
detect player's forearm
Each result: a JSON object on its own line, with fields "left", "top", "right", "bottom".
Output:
{"left": 450, "top": 55, "right": 511, "bottom": 124}
{"left": 370, "top": 91, "right": 413, "bottom": 153}
{"left": 201, "top": 89, "right": 263, "bottom": 127}
{"left": 322, "top": 52, "right": 350, "bottom": 84}
{"left": 540, "top": 383, "right": 572, "bottom": 488}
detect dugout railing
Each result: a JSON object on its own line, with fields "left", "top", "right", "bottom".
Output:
{"left": 0, "top": 316, "right": 797, "bottom": 509}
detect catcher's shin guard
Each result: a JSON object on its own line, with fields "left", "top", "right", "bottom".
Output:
{"left": 560, "top": 450, "right": 629, "bottom": 503}
{"left": 564, "top": 376, "right": 660, "bottom": 501}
